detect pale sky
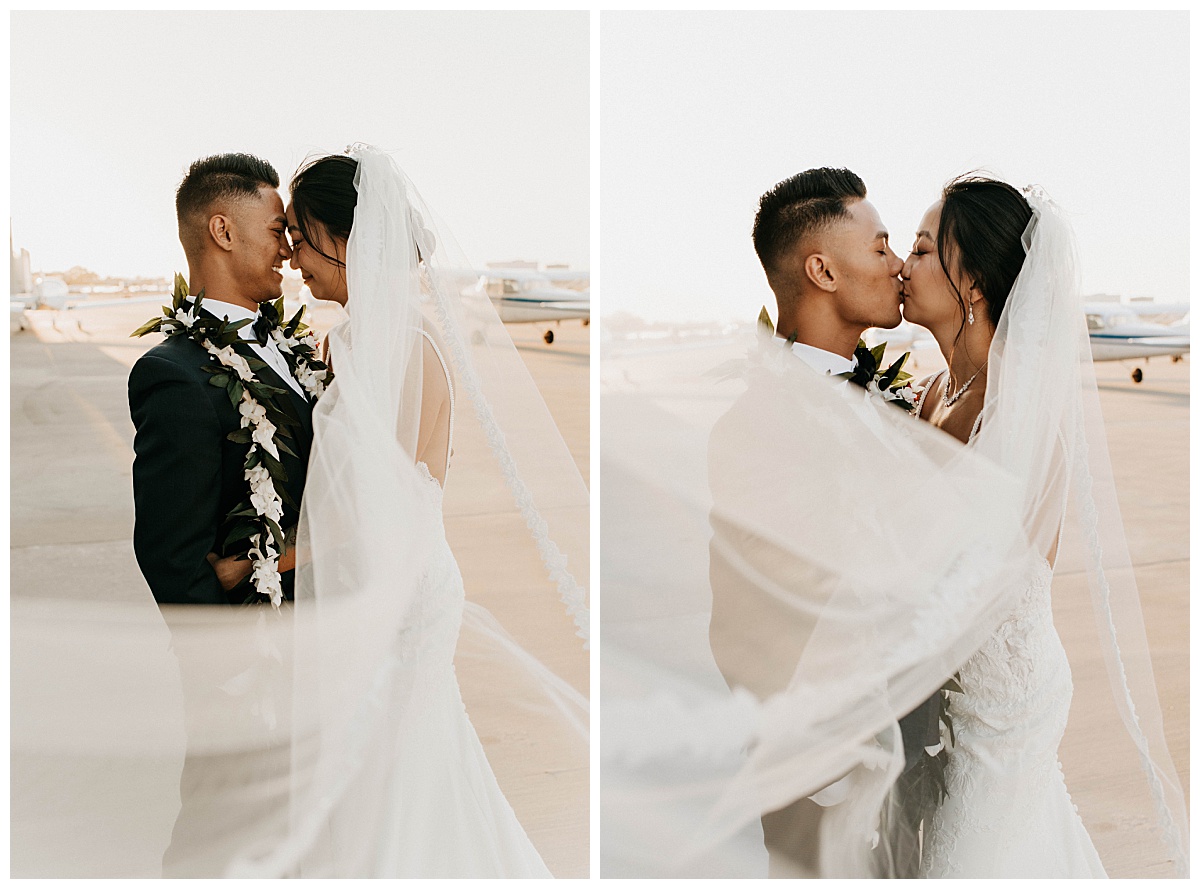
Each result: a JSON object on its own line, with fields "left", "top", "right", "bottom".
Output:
{"left": 11, "top": 11, "right": 588, "bottom": 279}
{"left": 596, "top": 11, "right": 1189, "bottom": 323}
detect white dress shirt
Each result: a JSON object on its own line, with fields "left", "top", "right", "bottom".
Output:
{"left": 203, "top": 298, "right": 307, "bottom": 398}
{"left": 785, "top": 336, "right": 888, "bottom": 436}
{"left": 787, "top": 339, "right": 857, "bottom": 377}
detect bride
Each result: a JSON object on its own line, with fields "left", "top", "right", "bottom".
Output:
{"left": 12, "top": 146, "right": 588, "bottom": 878}
{"left": 599, "top": 179, "right": 1187, "bottom": 877}
{"left": 900, "top": 176, "right": 1104, "bottom": 876}
{"left": 211, "top": 147, "right": 588, "bottom": 877}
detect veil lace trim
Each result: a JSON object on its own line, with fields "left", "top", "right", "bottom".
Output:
{"left": 428, "top": 283, "right": 590, "bottom": 645}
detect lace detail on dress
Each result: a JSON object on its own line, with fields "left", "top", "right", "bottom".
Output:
{"left": 921, "top": 560, "right": 1104, "bottom": 877}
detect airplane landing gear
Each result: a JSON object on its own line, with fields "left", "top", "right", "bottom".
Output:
{"left": 1131, "top": 367, "right": 1143, "bottom": 384}
{"left": 1171, "top": 354, "right": 1183, "bottom": 363}
{"left": 544, "top": 329, "right": 554, "bottom": 344}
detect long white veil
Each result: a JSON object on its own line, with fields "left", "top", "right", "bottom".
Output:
{"left": 599, "top": 191, "right": 1186, "bottom": 876}
{"left": 12, "top": 146, "right": 589, "bottom": 877}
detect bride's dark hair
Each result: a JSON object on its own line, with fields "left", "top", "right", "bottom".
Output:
{"left": 938, "top": 175, "right": 1033, "bottom": 333}
{"left": 289, "top": 154, "right": 360, "bottom": 269}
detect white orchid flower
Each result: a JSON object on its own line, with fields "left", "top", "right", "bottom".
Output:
{"left": 270, "top": 329, "right": 294, "bottom": 354}
{"left": 251, "top": 419, "right": 279, "bottom": 459}
{"left": 251, "top": 556, "right": 284, "bottom": 608}
{"left": 250, "top": 487, "right": 284, "bottom": 525}
{"left": 212, "top": 345, "right": 254, "bottom": 381}
{"left": 239, "top": 399, "right": 268, "bottom": 428}
{"left": 247, "top": 464, "right": 272, "bottom": 490}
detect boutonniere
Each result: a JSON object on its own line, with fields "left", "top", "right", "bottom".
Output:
{"left": 841, "top": 339, "right": 922, "bottom": 414}
{"left": 756, "top": 307, "right": 923, "bottom": 412}
{"left": 131, "top": 275, "right": 331, "bottom": 607}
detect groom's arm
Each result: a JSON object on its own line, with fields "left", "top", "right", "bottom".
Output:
{"left": 129, "top": 353, "right": 227, "bottom": 605}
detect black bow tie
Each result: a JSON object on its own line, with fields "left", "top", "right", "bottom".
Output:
{"left": 252, "top": 302, "right": 281, "bottom": 346}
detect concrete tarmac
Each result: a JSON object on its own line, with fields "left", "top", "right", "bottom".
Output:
{"left": 10, "top": 299, "right": 590, "bottom": 877}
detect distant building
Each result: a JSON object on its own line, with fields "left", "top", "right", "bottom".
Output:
{"left": 10, "top": 225, "right": 32, "bottom": 296}
{"left": 487, "top": 259, "right": 540, "bottom": 270}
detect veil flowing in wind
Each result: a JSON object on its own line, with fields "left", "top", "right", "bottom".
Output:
{"left": 12, "top": 145, "right": 589, "bottom": 877}
{"left": 599, "top": 191, "right": 1186, "bottom": 877}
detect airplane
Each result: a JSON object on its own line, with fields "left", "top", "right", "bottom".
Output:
{"left": 1085, "top": 302, "right": 1189, "bottom": 383}
{"left": 478, "top": 268, "right": 589, "bottom": 344}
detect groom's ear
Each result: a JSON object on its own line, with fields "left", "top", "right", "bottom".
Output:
{"left": 208, "top": 214, "right": 235, "bottom": 253}
{"left": 804, "top": 253, "right": 838, "bottom": 292}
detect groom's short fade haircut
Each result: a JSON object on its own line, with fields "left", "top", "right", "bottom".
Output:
{"left": 752, "top": 168, "right": 867, "bottom": 277}
{"left": 175, "top": 153, "right": 280, "bottom": 255}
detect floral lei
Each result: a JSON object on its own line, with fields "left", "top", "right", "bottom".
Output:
{"left": 132, "top": 274, "right": 332, "bottom": 607}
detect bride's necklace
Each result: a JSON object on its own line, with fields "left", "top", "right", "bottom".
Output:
{"left": 942, "top": 361, "right": 987, "bottom": 407}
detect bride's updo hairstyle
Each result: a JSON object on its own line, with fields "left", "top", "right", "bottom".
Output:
{"left": 289, "top": 154, "right": 360, "bottom": 270}
{"left": 937, "top": 175, "right": 1034, "bottom": 333}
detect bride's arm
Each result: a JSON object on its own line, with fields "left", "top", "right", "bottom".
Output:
{"left": 206, "top": 531, "right": 297, "bottom": 592}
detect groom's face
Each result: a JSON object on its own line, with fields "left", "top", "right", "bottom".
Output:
{"left": 229, "top": 186, "right": 292, "bottom": 303}
{"left": 826, "top": 199, "right": 904, "bottom": 330}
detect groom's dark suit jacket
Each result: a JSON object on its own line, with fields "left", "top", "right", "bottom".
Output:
{"left": 706, "top": 364, "right": 940, "bottom": 771}
{"left": 706, "top": 369, "right": 941, "bottom": 873}
{"left": 129, "top": 322, "right": 314, "bottom": 605}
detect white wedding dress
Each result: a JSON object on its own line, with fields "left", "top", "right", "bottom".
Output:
{"left": 916, "top": 375, "right": 1105, "bottom": 878}
{"left": 315, "top": 329, "right": 550, "bottom": 877}
{"left": 360, "top": 462, "right": 550, "bottom": 877}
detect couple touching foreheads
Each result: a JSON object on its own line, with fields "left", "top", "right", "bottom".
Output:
{"left": 130, "top": 151, "right": 453, "bottom": 610}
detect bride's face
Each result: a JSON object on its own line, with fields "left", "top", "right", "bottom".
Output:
{"left": 901, "top": 201, "right": 967, "bottom": 331}
{"left": 286, "top": 203, "right": 349, "bottom": 305}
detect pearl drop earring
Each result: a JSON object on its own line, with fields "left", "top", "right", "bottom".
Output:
{"left": 968, "top": 302, "right": 975, "bottom": 325}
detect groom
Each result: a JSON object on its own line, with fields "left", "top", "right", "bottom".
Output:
{"left": 129, "top": 153, "right": 313, "bottom": 606}
{"left": 708, "top": 168, "right": 937, "bottom": 876}
{"left": 128, "top": 153, "right": 317, "bottom": 876}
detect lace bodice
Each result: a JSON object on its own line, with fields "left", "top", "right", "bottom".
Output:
{"left": 944, "top": 559, "right": 1070, "bottom": 750}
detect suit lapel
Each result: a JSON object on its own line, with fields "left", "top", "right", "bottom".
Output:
{"left": 252, "top": 357, "right": 314, "bottom": 441}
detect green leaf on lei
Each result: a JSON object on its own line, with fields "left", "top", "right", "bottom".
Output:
{"left": 130, "top": 316, "right": 164, "bottom": 338}
{"left": 757, "top": 305, "right": 775, "bottom": 337}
